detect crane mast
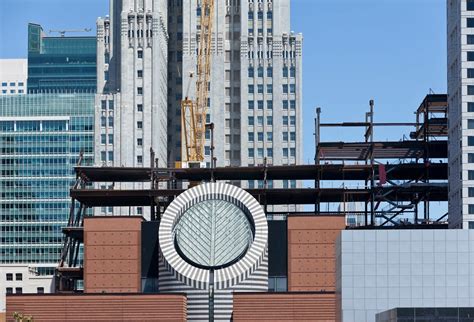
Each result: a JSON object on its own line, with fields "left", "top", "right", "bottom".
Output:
{"left": 181, "top": 0, "right": 215, "bottom": 167}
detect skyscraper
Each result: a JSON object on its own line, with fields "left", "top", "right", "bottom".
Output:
{"left": 95, "top": 0, "right": 168, "bottom": 218}
{"left": 167, "top": 0, "right": 303, "bottom": 179}
{"left": 95, "top": 0, "right": 301, "bottom": 214}
{"left": 447, "top": 0, "right": 474, "bottom": 228}
{"left": 0, "top": 93, "right": 95, "bottom": 269}
{"left": 0, "top": 24, "right": 96, "bottom": 298}
{"left": 27, "top": 23, "right": 96, "bottom": 93}
{"left": 96, "top": 0, "right": 168, "bottom": 171}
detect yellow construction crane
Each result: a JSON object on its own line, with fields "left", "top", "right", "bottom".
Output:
{"left": 181, "top": 0, "right": 215, "bottom": 168}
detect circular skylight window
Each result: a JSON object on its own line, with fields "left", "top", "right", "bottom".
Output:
{"left": 159, "top": 182, "right": 268, "bottom": 290}
{"left": 174, "top": 199, "right": 254, "bottom": 269}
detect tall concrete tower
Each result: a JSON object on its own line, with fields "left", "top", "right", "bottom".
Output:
{"left": 95, "top": 0, "right": 168, "bottom": 217}
{"left": 447, "top": 0, "right": 474, "bottom": 228}
{"left": 167, "top": 0, "right": 303, "bottom": 190}
{"left": 96, "top": 0, "right": 168, "bottom": 170}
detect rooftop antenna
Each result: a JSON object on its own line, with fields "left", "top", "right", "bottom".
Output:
{"left": 49, "top": 28, "right": 92, "bottom": 37}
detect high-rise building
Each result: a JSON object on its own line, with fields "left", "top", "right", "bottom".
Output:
{"left": 95, "top": 0, "right": 168, "bottom": 171}
{"left": 27, "top": 23, "right": 96, "bottom": 93}
{"left": 447, "top": 0, "right": 474, "bottom": 228}
{"left": 0, "top": 24, "right": 96, "bottom": 312}
{"left": 94, "top": 0, "right": 168, "bottom": 218}
{"left": 0, "top": 93, "right": 94, "bottom": 270}
{"left": 167, "top": 0, "right": 303, "bottom": 178}
{"left": 0, "top": 20, "right": 97, "bottom": 270}
{"left": 96, "top": 0, "right": 302, "bottom": 190}
{"left": 0, "top": 59, "right": 27, "bottom": 95}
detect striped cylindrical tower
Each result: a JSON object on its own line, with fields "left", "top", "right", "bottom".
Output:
{"left": 158, "top": 182, "right": 268, "bottom": 321}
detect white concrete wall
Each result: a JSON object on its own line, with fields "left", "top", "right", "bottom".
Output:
{"left": 447, "top": 0, "right": 474, "bottom": 228}
{"left": 0, "top": 265, "right": 54, "bottom": 313}
{"left": 0, "top": 59, "right": 27, "bottom": 95}
{"left": 96, "top": 0, "right": 168, "bottom": 169}
{"left": 95, "top": 0, "right": 168, "bottom": 218}
{"left": 337, "top": 229, "right": 474, "bottom": 322}
{"left": 168, "top": 0, "right": 303, "bottom": 175}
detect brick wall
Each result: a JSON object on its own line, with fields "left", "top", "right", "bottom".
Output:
{"left": 83, "top": 216, "right": 143, "bottom": 293}
{"left": 6, "top": 294, "right": 186, "bottom": 322}
{"left": 287, "top": 216, "right": 346, "bottom": 291}
{"left": 233, "top": 292, "right": 336, "bottom": 322}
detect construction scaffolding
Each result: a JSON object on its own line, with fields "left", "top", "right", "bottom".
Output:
{"left": 315, "top": 94, "right": 448, "bottom": 227}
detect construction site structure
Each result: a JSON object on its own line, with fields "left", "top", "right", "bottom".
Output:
{"left": 315, "top": 94, "right": 448, "bottom": 226}
{"left": 180, "top": 0, "right": 215, "bottom": 167}
{"left": 55, "top": 94, "right": 449, "bottom": 291}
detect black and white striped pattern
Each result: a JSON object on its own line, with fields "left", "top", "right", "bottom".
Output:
{"left": 159, "top": 249, "right": 268, "bottom": 321}
{"left": 158, "top": 182, "right": 268, "bottom": 291}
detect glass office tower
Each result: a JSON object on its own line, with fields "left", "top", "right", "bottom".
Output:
{"left": 27, "top": 23, "right": 96, "bottom": 93}
{"left": 0, "top": 93, "right": 94, "bottom": 273}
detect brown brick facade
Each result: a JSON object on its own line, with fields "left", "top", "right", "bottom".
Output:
{"left": 233, "top": 292, "right": 336, "bottom": 321}
{"left": 83, "top": 216, "right": 143, "bottom": 293}
{"left": 287, "top": 216, "right": 346, "bottom": 292}
{"left": 6, "top": 294, "right": 186, "bottom": 322}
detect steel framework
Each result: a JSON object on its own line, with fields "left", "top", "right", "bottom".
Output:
{"left": 315, "top": 94, "right": 448, "bottom": 226}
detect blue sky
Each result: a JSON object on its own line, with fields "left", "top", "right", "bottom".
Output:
{"left": 0, "top": 0, "right": 447, "bottom": 165}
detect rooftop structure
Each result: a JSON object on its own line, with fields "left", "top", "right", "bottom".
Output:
{"left": 27, "top": 23, "right": 96, "bottom": 93}
{"left": 315, "top": 94, "right": 448, "bottom": 226}
{"left": 53, "top": 95, "right": 449, "bottom": 297}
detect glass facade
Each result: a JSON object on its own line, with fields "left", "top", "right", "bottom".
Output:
{"left": 376, "top": 308, "right": 474, "bottom": 322}
{"left": 0, "top": 93, "right": 94, "bottom": 265}
{"left": 27, "top": 23, "right": 96, "bottom": 92}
